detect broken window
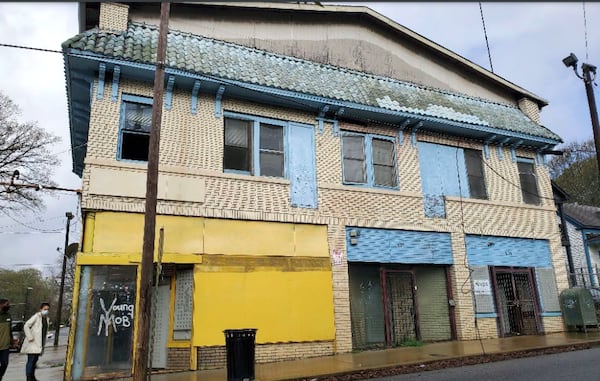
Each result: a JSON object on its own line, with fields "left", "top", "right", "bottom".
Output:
{"left": 118, "top": 96, "right": 152, "bottom": 161}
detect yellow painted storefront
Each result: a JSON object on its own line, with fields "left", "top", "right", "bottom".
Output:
{"left": 67, "top": 211, "right": 335, "bottom": 379}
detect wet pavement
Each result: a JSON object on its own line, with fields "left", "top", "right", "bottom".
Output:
{"left": 7, "top": 330, "right": 600, "bottom": 381}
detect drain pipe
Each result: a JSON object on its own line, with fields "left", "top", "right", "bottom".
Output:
{"left": 557, "top": 201, "right": 577, "bottom": 286}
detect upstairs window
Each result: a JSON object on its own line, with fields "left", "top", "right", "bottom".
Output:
{"left": 118, "top": 95, "right": 153, "bottom": 161}
{"left": 517, "top": 158, "right": 540, "bottom": 205}
{"left": 341, "top": 132, "right": 397, "bottom": 188}
{"left": 418, "top": 142, "right": 488, "bottom": 200}
{"left": 223, "top": 113, "right": 285, "bottom": 178}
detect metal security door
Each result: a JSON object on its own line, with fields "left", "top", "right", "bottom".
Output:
{"left": 382, "top": 270, "right": 419, "bottom": 346}
{"left": 151, "top": 283, "right": 171, "bottom": 369}
{"left": 492, "top": 268, "right": 540, "bottom": 337}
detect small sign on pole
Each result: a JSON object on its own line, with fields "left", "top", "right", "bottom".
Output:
{"left": 332, "top": 249, "right": 344, "bottom": 266}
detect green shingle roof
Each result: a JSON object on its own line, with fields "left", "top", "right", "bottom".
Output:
{"left": 62, "top": 22, "right": 561, "bottom": 142}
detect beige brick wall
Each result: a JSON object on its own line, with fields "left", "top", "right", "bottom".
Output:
{"left": 518, "top": 97, "right": 541, "bottom": 124}
{"left": 82, "top": 77, "right": 567, "bottom": 351}
{"left": 99, "top": 2, "right": 129, "bottom": 32}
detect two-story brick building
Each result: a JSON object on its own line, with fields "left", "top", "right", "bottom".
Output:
{"left": 63, "top": 2, "right": 566, "bottom": 380}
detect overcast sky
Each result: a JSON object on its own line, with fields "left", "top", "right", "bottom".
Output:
{"left": 0, "top": 2, "right": 598, "bottom": 274}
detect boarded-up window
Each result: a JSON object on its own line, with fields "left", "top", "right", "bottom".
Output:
{"left": 517, "top": 159, "right": 540, "bottom": 205}
{"left": 342, "top": 135, "right": 367, "bottom": 184}
{"left": 464, "top": 149, "right": 487, "bottom": 199}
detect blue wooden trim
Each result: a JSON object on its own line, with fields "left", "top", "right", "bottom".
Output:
{"left": 317, "top": 105, "right": 329, "bottom": 135}
{"left": 69, "top": 52, "right": 562, "bottom": 146}
{"left": 411, "top": 121, "right": 423, "bottom": 147}
{"left": 317, "top": 118, "right": 324, "bottom": 134}
{"left": 335, "top": 107, "right": 345, "bottom": 118}
{"left": 111, "top": 65, "right": 120, "bottom": 102}
{"left": 510, "top": 147, "right": 516, "bottom": 162}
{"left": 191, "top": 80, "right": 201, "bottom": 115}
{"left": 121, "top": 93, "right": 153, "bottom": 104}
{"left": 333, "top": 120, "right": 339, "bottom": 137}
{"left": 483, "top": 144, "right": 490, "bottom": 160}
{"left": 365, "top": 136, "right": 374, "bottom": 186}
{"left": 475, "top": 313, "right": 498, "bottom": 318}
{"left": 516, "top": 156, "right": 535, "bottom": 164}
{"left": 398, "top": 119, "right": 411, "bottom": 146}
{"left": 214, "top": 85, "right": 225, "bottom": 118}
{"left": 497, "top": 145, "right": 503, "bottom": 160}
{"left": 165, "top": 75, "right": 175, "bottom": 111}
{"left": 582, "top": 229, "right": 597, "bottom": 286}
{"left": 97, "top": 63, "right": 106, "bottom": 100}
{"left": 540, "top": 312, "right": 562, "bottom": 317}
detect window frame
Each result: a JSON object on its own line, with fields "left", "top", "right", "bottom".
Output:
{"left": 341, "top": 131, "right": 398, "bottom": 189}
{"left": 463, "top": 148, "right": 488, "bottom": 200}
{"left": 517, "top": 157, "right": 541, "bottom": 205}
{"left": 223, "top": 111, "right": 288, "bottom": 179}
{"left": 117, "top": 94, "right": 153, "bottom": 163}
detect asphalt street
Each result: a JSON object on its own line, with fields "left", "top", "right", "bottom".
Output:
{"left": 375, "top": 347, "right": 600, "bottom": 381}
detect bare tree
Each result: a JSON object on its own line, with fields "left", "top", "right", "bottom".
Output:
{"left": 0, "top": 91, "right": 60, "bottom": 212}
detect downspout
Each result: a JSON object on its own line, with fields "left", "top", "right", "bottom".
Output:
{"left": 581, "top": 229, "right": 596, "bottom": 287}
{"left": 557, "top": 202, "right": 577, "bottom": 286}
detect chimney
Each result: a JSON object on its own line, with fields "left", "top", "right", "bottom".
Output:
{"left": 99, "top": 2, "right": 129, "bottom": 32}
{"left": 518, "top": 97, "right": 541, "bottom": 124}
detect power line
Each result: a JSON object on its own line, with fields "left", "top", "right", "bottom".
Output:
{"left": 583, "top": 1, "right": 590, "bottom": 61}
{"left": 478, "top": 2, "right": 494, "bottom": 73}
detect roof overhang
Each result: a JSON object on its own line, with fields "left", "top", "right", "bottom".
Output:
{"left": 64, "top": 50, "right": 560, "bottom": 177}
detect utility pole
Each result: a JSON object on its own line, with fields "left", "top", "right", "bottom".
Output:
{"left": 133, "top": 3, "right": 170, "bottom": 381}
{"left": 54, "top": 212, "right": 74, "bottom": 347}
{"left": 562, "top": 53, "right": 600, "bottom": 181}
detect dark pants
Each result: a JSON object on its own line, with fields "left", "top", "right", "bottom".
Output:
{"left": 0, "top": 348, "right": 9, "bottom": 380}
{"left": 26, "top": 354, "right": 39, "bottom": 376}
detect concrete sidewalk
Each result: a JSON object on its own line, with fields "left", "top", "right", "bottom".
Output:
{"left": 10, "top": 331, "right": 600, "bottom": 380}
{"left": 146, "top": 331, "right": 600, "bottom": 381}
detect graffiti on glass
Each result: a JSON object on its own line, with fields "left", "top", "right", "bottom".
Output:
{"left": 97, "top": 297, "right": 134, "bottom": 336}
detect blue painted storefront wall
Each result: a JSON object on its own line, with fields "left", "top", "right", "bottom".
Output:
{"left": 346, "top": 227, "right": 453, "bottom": 264}
{"left": 465, "top": 235, "right": 552, "bottom": 268}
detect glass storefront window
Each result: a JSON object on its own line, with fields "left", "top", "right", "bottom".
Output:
{"left": 71, "top": 266, "right": 137, "bottom": 380}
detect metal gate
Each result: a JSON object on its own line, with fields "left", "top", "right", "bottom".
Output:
{"left": 382, "top": 270, "right": 419, "bottom": 345}
{"left": 492, "top": 267, "right": 540, "bottom": 337}
{"left": 151, "top": 283, "right": 171, "bottom": 368}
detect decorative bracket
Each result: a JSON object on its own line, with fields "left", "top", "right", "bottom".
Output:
{"left": 165, "top": 76, "right": 175, "bottom": 111}
{"left": 111, "top": 65, "right": 120, "bottom": 102}
{"left": 214, "top": 85, "right": 225, "bottom": 118}
{"left": 191, "top": 80, "right": 201, "bottom": 115}
{"left": 398, "top": 119, "right": 411, "bottom": 146}
{"left": 97, "top": 63, "right": 106, "bottom": 100}
{"left": 317, "top": 105, "right": 330, "bottom": 134}
{"left": 497, "top": 137, "right": 510, "bottom": 161}
{"left": 411, "top": 121, "right": 423, "bottom": 147}
{"left": 483, "top": 134, "right": 497, "bottom": 160}
{"left": 510, "top": 139, "right": 523, "bottom": 162}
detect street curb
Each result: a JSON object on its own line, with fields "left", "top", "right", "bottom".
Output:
{"left": 282, "top": 341, "right": 600, "bottom": 381}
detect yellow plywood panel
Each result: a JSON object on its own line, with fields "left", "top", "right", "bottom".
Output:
{"left": 92, "top": 212, "right": 204, "bottom": 254}
{"left": 295, "top": 224, "right": 329, "bottom": 257}
{"left": 193, "top": 268, "right": 335, "bottom": 346}
{"left": 204, "top": 219, "right": 294, "bottom": 256}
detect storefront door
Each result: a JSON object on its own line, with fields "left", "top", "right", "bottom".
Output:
{"left": 492, "top": 267, "right": 540, "bottom": 337}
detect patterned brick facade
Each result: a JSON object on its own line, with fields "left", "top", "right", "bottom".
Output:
{"left": 98, "top": 2, "right": 129, "bottom": 32}
{"left": 80, "top": 78, "right": 567, "bottom": 350}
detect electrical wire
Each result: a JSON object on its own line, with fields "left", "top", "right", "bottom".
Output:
{"left": 0, "top": 209, "right": 64, "bottom": 233}
{"left": 583, "top": 1, "right": 590, "bottom": 62}
{"left": 478, "top": 2, "right": 494, "bottom": 73}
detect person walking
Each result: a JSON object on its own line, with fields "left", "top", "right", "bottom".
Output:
{"left": 21, "top": 303, "right": 50, "bottom": 381}
{"left": 0, "top": 299, "right": 11, "bottom": 381}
